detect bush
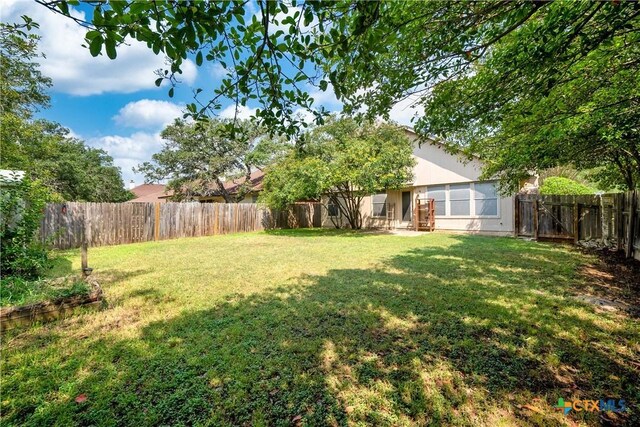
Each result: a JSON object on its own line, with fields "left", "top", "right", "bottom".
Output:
{"left": 539, "top": 176, "right": 596, "bottom": 195}
{"left": 0, "top": 177, "right": 52, "bottom": 279}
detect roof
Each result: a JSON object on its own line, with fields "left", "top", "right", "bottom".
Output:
{"left": 158, "top": 169, "right": 265, "bottom": 199}
{"left": 221, "top": 169, "right": 265, "bottom": 195}
{"left": 128, "top": 184, "right": 170, "bottom": 203}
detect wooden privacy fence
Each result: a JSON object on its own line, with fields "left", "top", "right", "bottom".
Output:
{"left": 41, "top": 202, "right": 322, "bottom": 249}
{"left": 515, "top": 191, "right": 640, "bottom": 260}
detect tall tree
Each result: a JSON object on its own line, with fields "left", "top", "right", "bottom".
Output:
{"left": 0, "top": 18, "right": 132, "bottom": 202}
{"left": 137, "top": 119, "right": 284, "bottom": 202}
{"left": 1, "top": 119, "right": 133, "bottom": 202}
{"left": 261, "top": 118, "right": 415, "bottom": 229}
{"left": 415, "top": 3, "right": 640, "bottom": 190}
{"left": 39, "top": 1, "right": 639, "bottom": 187}
{"left": 0, "top": 18, "right": 51, "bottom": 118}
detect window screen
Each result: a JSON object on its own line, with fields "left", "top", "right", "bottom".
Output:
{"left": 449, "top": 184, "right": 470, "bottom": 216}
{"left": 328, "top": 203, "right": 339, "bottom": 217}
{"left": 427, "top": 185, "right": 446, "bottom": 216}
{"left": 372, "top": 193, "right": 387, "bottom": 217}
{"left": 474, "top": 182, "right": 498, "bottom": 216}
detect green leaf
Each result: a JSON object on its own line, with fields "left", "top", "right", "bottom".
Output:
{"left": 168, "top": 87, "right": 175, "bottom": 98}
{"left": 89, "top": 36, "right": 103, "bottom": 57}
{"left": 58, "top": 2, "right": 69, "bottom": 15}
{"left": 85, "top": 30, "right": 101, "bottom": 40}
{"left": 104, "top": 38, "right": 117, "bottom": 59}
{"left": 155, "top": 78, "right": 163, "bottom": 87}
{"left": 196, "top": 51, "right": 203, "bottom": 66}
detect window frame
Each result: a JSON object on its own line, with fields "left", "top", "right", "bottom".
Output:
{"left": 426, "top": 185, "right": 447, "bottom": 216}
{"left": 327, "top": 202, "right": 339, "bottom": 217}
{"left": 371, "top": 193, "right": 387, "bottom": 218}
{"left": 473, "top": 181, "right": 499, "bottom": 217}
{"left": 425, "top": 181, "right": 500, "bottom": 219}
{"left": 448, "top": 183, "right": 471, "bottom": 216}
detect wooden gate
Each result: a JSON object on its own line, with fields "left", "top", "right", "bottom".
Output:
{"left": 414, "top": 197, "right": 435, "bottom": 231}
{"left": 516, "top": 194, "right": 605, "bottom": 241}
{"left": 514, "top": 193, "right": 640, "bottom": 260}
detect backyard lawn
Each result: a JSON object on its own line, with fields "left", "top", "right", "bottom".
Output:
{"left": 2, "top": 230, "right": 638, "bottom": 426}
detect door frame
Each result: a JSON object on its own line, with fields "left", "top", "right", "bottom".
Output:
{"left": 401, "top": 190, "right": 413, "bottom": 225}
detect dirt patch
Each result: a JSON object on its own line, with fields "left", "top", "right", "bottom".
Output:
{"left": 576, "top": 248, "right": 640, "bottom": 317}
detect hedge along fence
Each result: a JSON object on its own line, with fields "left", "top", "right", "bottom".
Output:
{"left": 41, "top": 202, "right": 323, "bottom": 249}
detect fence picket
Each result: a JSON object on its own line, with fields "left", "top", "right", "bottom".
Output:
{"left": 41, "top": 202, "right": 322, "bottom": 249}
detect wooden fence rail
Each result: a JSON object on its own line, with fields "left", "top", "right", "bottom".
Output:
{"left": 41, "top": 202, "right": 322, "bottom": 249}
{"left": 515, "top": 191, "right": 640, "bottom": 260}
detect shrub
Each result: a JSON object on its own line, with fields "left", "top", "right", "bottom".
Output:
{"left": 539, "top": 176, "right": 596, "bottom": 195}
{"left": 0, "top": 177, "right": 52, "bottom": 279}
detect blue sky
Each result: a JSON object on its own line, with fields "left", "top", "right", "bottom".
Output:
{"left": 2, "top": 1, "right": 421, "bottom": 185}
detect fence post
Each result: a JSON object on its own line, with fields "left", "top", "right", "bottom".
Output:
{"left": 81, "top": 206, "right": 92, "bottom": 277}
{"left": 154, "top": 202, "right": 160, "bottom": 241}
{"left": 514, "top": 196, "right": 519, "bottom": 237}
{"left": 626, "top": 190, "right": 637, "bottom": 258}
{"left": 573, "top": 198, "right": 579, "bottom": 244}
{"left": 615, "top": 194, "right": 624, "bottom": 252}
{"left": 533, "top": 198, "right": 539, "bottom": 241}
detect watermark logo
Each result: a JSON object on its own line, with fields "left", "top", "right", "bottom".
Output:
{"left": 555, "top": 398, "right": 627, "bottom": 415}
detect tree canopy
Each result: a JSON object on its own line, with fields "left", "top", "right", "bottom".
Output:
{"left": 137, "top": 118, "right": 284, "bottom": 202}
{"left": 37, "top": 1, "right": 640, "bottom": 189}
{"left": 0, "top": 19, "right": 132, "bottom": 202}
{"left": 261, "top": 118, "right": 415, "bottom": 229}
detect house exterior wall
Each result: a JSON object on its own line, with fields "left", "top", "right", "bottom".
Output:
{"left": 321, "top": 132, "right": 516, "bottom": 235}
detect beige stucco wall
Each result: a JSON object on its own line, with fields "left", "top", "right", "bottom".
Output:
{"left": 408, "top": 133, "right": 484, "bottom": 185}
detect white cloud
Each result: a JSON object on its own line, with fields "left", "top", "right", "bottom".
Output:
{"left": 307, "top": 82, "right": 341, "bottom": 109}
{"left": 208, "top": 63, "right": 228, "bottom": 79}
{"left": 219, "top": 104, "right": 258, "bottom": 120}
{"left": 87, "top": 132, "right": 166, "bottom": 184}
{"left": 389, "top": 95, "right": 424, "bottom": 126}
{"left": 113, "top": 99, "right": 184, "bottom": 129}
{"left": 1, "top": 2, "right": 197, "bottom": 95}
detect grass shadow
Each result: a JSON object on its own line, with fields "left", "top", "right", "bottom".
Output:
{"left": 2, "top": 235, "right": 637, "bottom": 426}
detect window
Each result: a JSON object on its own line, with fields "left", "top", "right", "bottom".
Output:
{"left": 427, "top": 185, "right": 446, "bottom": 216}
{"left": 449, "top": 184, "right": 470, "bottom": 216}
{"left": 371, "top": 193, "right": 387, "bottom": 217}
{"left": 328, "top": 202, "right": 339, "bottom": 217}
{"left": 474, "top": 182, "right": 498, "bottom": 216}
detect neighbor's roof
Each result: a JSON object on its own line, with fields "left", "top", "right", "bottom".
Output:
{"left": 128, "top": 184, "right": 170, "bottom": 203}
{"left": 158, "top": 169, "right": 265, "bottom": 199}
{"left": 222, "top": 169, "right": 265, "bottom": 194}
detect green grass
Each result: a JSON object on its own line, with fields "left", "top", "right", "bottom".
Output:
{"left": 0, "top": 276, "right": 90, "bottom": 308}
{"left": 2, "top": 230, "right": 638, "bottom": 426}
